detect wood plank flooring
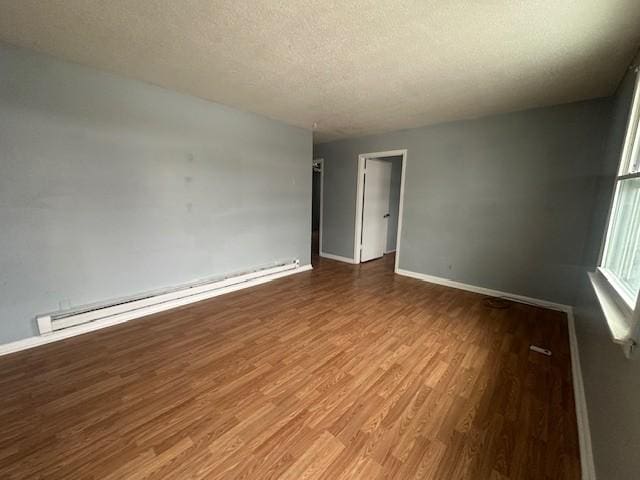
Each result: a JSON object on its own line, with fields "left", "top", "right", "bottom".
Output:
{"left": 0, "top": 254, "right": 580, "bottom": 479}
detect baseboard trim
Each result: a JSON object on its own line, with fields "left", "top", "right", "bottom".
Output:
{"left": 567, "top": 308, "right": 597, "bottom": 480}
{"left": 0, "top": 264, "right": 313, "bottom": 357}
{"left": 395, "top": 268, "right": 572, "bottom": 312}
{"left": 319, "top": 251, "right": 357, "bottom": 264}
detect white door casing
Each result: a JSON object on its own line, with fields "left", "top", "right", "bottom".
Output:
{"left": 361, "top": 158, "right": 392, "bottom": 262}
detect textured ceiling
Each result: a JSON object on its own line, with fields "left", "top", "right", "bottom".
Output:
{"left": 0, "top": 1, "right": 639, "bottom": 143}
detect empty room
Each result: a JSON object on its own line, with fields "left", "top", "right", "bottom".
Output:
{"left": 1, "top": 2, "right": 639, "bottom": 479}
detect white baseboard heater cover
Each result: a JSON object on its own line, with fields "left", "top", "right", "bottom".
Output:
{"left": 37, "top": 260, "right": 302, "bottom": 335}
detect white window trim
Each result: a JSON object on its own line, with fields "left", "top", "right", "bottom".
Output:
{"left": 618, "top": 67, "right": 640, "bottom": 175}
{"left": 592, "top": 66, "right": 640, "bottom": 359}
{"left": 589, "top": 270, "right": 639, "bottom": 356}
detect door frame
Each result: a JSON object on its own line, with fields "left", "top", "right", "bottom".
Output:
{"left": 354, "top": 149, "right": 407, "bottom": 272}
{"left": 313, "top": 158, "right": 324, "bottom": 255}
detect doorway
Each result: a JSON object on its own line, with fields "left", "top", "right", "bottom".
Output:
{"left": 311, "top": 158, "right": 324, "bottom": 259}
{"left": 360, "top": 158, "right": 392, "bottom": 262}
{"left": 354, "top": 150, "right": 407, "bottom": 270}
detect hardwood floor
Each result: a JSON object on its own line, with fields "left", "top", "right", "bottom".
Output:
{"left": 0, "top": 254, "right": 580, "bottom": 479}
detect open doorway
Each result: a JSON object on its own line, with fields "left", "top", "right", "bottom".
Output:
{"left": 354, "top": 150, "right": 407, "bottom": 271}
{"left": 311, "top": 158, "right": 323, "bottom": 260}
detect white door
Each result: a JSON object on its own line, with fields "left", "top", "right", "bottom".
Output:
{"left": 361, "top": 159, "right": 392, "bottom": 262}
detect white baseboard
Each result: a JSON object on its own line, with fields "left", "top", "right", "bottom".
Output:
{"left": 567, "top": 309, "right": 597, "bottom": 480}
{"left": 384, "top": 249, "right": 396, "bottom": 254}
{"left": 395, "top": 268, "right": 571, "bottom": 312}
{"left": 0, "top": 264, "right": 313, "bottom": 357}
{"left": 320, "top": 251, "right": 357, "bottom": 264}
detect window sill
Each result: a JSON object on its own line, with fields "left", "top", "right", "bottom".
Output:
{"left": 588, "top": 270, "right": 636, "bottom": 358}
{"left": 597, "top": 267, "right": 636, "bottom": 311}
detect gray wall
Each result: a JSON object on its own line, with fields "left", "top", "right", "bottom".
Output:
{"left": 0, "top": 44, "right": 312, "bottom": 344}
{"left": 385, "top": 156, "right": 402, "bottom": 253}
{"left": 314, "top": 99, "right": 611, "bottom": 306}
{"left": 573, "top": 64, "right": 640, "bottom": 479}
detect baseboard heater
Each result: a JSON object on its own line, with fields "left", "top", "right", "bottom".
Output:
{"left": 36, "top": 259, "right": 303, "bottom": 335}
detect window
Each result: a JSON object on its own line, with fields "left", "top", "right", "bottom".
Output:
{"left": 601, "top": 177, "right": 640, "bottom": 305}
{"left": 593, "top": 67, "right": 640, "bottom": 357}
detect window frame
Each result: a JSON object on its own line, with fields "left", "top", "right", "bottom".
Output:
{"left": 593, "top": 67, "right": 640, "bottom": 358}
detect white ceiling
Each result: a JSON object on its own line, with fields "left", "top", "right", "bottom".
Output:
{"left": 0, "top": 1, "right": 639, "bottom": 143}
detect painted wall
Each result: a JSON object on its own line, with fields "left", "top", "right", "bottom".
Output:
{"left": 573, "top": 63, "right": 640, "bottom": 479}
{"left": 314, "top": 99, "right": 611, "bottom": 305}
{"left": 0, "top": 44, "right": 312, "bottom": 344}
{"left": 385, "top": 156, "right": 402, "bottom": 253}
